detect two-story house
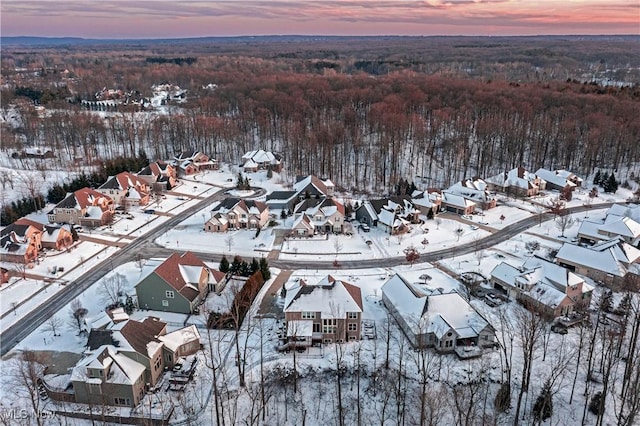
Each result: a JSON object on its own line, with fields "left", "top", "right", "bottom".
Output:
{"left": 48, "top": 188, "right": 115, "bottom": 227}
{"left": 70, "top": 345, "right": 146, "bottom": 407}
{"left": 535, "top": 169, "right": 583, "bottom": 192}
{"left": 0, "top": 221, "right": 42, "bottom": 264}
{"left": 445, "top": 178, "right": 497, "bottom": 211}
{"left": 293, "top": 197, "right": 345, "bottom": 234}
{"left": 293, "top": 175, "right": 335, "bottom": 200}
{"left": 135, "top": 252, "right": 216, "bottom": 314}
{"left": 173, "top": 151, "right": 218, "bottom": 175}
{"left": 485, "top": 167, "right": 546, "bottom": 197}
{"left": 355, "top": 196, "right": 419, "bottom": 234}
{"left": 283, "top": 275, "right": 363, "bottom": 346}
{"left": 490, "top": 257, "right": 593, "bottom": 318}
{"left": 137, "top": 161, "right": 178, "bottom": 192}
{"left": 97, "top": 172, "right": 151, "bottom": 209}
{"left": 206, "top": 198, "right": 269, "bottom": 232}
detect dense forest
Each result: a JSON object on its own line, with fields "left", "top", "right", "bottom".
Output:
{"left": 1, "top": 36, "right": 639, "bottom": 193}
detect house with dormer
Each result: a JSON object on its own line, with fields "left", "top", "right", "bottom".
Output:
{"left": 486, "top": 167, "right": 546, "bottom": 197}
{"left": 445, "top": 178, "right": 497, "bottom": 211}
{"left": 293, "top": 197, "right": 345, "bottom": 234}
{"left": 490, "top": 257, "right": 593, "bottom": 318}
{"left": 577, "top": 204, "right": 640, "bottom": 247}
{"left": 381, "top": 273, "right": 495, "bottom": 355}
{"left": 206, "top": 198, "right": 269, "bottom": 232}
{"left": 135, "top": 252, "right": 216, "bottom": 313}
{"left": 97, "top": 172, "right": 151, "bottom": 209}
{"left": 283, "top": 275, "right": 363, "bottom": 345}
{"left": 47, "top": 188, "right": 115, "bottom": 227}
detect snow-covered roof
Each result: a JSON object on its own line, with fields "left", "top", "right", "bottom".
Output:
{"left": 70, "top": 345, "right": 146, "bottom": 386}
{"left": 600, "top": 216, "right": 640, "bottom": 239}
{"left": 607, "top": 203, "right": 640, "bottom": 222}
{"left": 578, "top": 219, "right": 605, "bottom": 241}
{"left": 284, "top": 275, "right": 363, "bottom": 318}
{"left": 486, "top": 167, "right": 544, "bottom": 191}
{"left": 158, "top": 325, "right": 201, "bottom": 352}
{"left": 382, "top": 273, "right": 489, "bottom": 339}
{"left": 243, "top": 149, "right": 279, "bottom": 164}
{"left": 243, "top": 158, "right": 258, "bottom": 169}
{"left": 442, "top": 192, "right": 476, "bottom": 208}
{"left": 556, "top": 238, "right": 640, "bottom": 277}
{"left": 377, "top": 209, "right": 396, "bottom": 227}
{"left": 535, "top": 168, "right": 578, "bottom": 188}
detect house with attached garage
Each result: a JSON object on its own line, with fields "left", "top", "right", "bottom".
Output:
{"left": 283, "top": 275, "right": 363, "bottom": 346}
{"left": 266, "top": 190, "right": 299, "bottom": 213}
{"left": 206, "top": 198, "right": 269, "bottom": 232}
{"left": 577, "top": 203, "right": 640, "bottom": 247}
{"left": 293, "top": 197, "right": 346, "bottom": 234}
{"left": 242, "top": 149, "right": 282, "bottom": 172}
{"left": 490, "top": 257, "right": 593, "bottom": 318}
{"left": 534, "top": 169, "right": 583, "bottom": 192}
{"left": 289, "top": 214, "right": 315, "bottom": 237}
{"left": 381, "top": 273, "right": 495, "bottom": 357}
{"left": 0, "top": 221, "right": 42, "bottom": 264}
{"left": 555, "top": 237, "right": 640, "bottom": 288}
{"left": 485, "top": 166, "right": 546, "bottom": 197}
{"left": 173, "top": 151, "right": 218, "bottom": 175}
{"left": 47, "top": 187, "right": 115, "bottom": 227}
{"left": 137, "top": 161, "right": 178, "bottom": 192}
{"left": 440, "top": 191, "right": 477, "bottom": 216}
{"left": 445, "top": 178, "right": 497, "bottom": 211}
{"left": 355, "top": 196, "right": 420, "bottom": 234}
{"left": 411, "top": 190, "right": 442, "bottom": 218}
{"left": 135, "top": 252, "right": 218, "bottom": 314}
{"left": 97, "top": 172, "right": 151, "bottom": 209}
{"left": 158, "top": 325, "right": 202, "bottom": 368}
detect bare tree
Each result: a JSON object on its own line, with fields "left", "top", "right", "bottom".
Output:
{"left": 97, "top": 272, "right": 128, "bottom": 307}
{"left": 10, "top": 350, "right": 46, "bottom": 426}
{"left": 513, "top": 303, "right": 546, "bottom": 425}
{"left": 555, "top": 213, "right": 575, "bottom": 238}
{"left": 68, "top": 298, "right": 88, "bottom": 335}
{"left": 333, "top": 237, "right": 343, "bottom": 259}
{"left": 44, "top": 315, "right": 63, "bottom": 337}
{"left": 225, "top": 235, "right": 234, "bottom": 252}
{"left": 455, "top": 226, "right": 465, "bottom": 242}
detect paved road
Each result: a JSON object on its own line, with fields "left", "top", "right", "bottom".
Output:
{"left": 0, "top": 188, "right": 228, "bottom": 357}
{"left": 0, "top": 200, "right": 613, "bottom": 357}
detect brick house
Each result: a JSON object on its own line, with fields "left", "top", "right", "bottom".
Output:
{"left": 97, "top": 172, "right": 151, "bottom": 209}
{"left": 206, "top": 198, "right": 269, "bottom": 232}
{"left": 137, "top": 161, "right": 178, "bottom": 192}
{"left": 48, "top": 188, "right": 115, "bottom": 227}
{"left": 283, "top": 275, "right": 363, "bottom": 345}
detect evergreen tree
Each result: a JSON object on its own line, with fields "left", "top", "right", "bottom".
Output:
{"left": 124, "top": 295, "right": 136, "bottom": 315}
{"left": 606, "top": 172, "right": 618, "bottom": 193}
{"left": 532, "top": 379, "right": 553, "bottom": 422}
{"left": 250, "top": 258, "right": 260, "bottom": 274}
{"left": 70, "top": 226, "right": 79, "bottom": 242}
{"left": 240, "top": 261, "right": 251, "bottom": 277}
{"left": 236, "top": 172, "right": 244, "bottom": 189}
{"left": 231, "top": 255, "right": 243, "bottom": 274}
{"left": 280, "top": 209, "right": 287, "bottom": 220}
{"left": 600, "top": 289, "right": 613, "bottom": 313}
{"left": 259, "top": 257, "right": 271, "bottom": 280}
{"left": 593, "top": 170, "right": 602, "bottom": 186}
{"left": 267, "top": 168, "right": 273, "bottom": 179}
{"left": 219, "top": 255, "right": 230, "bottom": 273}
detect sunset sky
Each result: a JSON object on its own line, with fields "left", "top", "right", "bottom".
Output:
{"left": 2, "top": 0, "right": 638, "bottom": 38}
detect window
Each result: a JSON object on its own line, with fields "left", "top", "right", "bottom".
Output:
{"left": 162, "top": 300, "right": 169, "bottom": 307}
{"left": 89, "top": 383, "right": 101, "bottom": 394}
{"left": 301, "top": 311, "right": 315, "bottom": 319}
{"left": 347, "top": 312, "right": 358, "bottom": 319}
{"left": 323, "top": 339, "right": 332, "bottom": 344}
{"left": 349, "top": 336, "right": 357, "bottom": 341}
{"left": 348, "top": 323, "right": 357, "bottom": 331}
{"left": 323, "top": 319, "right": 337, "bottom": 334}
{"left": 154, "top": 356, "right": 162, "bottom": 371}
{"left": 445, "top": 340, "right": 453, "bottom": 348}
{"left": 312, "top": 323, "right": 321, "bottom": 333}
{"left": 114, "top": 397, "right": 130, "bottom": 406}
{"left": 165, "top": 290, "right": 175, "bottom": 299}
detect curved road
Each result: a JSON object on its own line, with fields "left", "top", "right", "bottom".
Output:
{"left": 0, "top": 200, "right": 613, "bottom": 357}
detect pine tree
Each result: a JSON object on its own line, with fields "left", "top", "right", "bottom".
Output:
{"left": 124, "top": 296, "right": 135, "bottom": 315}
{"left": 231, "top": 255, "right": 243, "bottom": 274}
{"left": 532, "top": 379, "right": 553, "bottom": 422}
{"left": 607, "top": 172, "right": 618, "bottom": 193}
{"left": 259, "top": 257, "right": 271, "bottom": 280}
{"left": 600, "top": 289, "right": 613, "bottom": 313}
{"left": 267, "top": 168, "right": 273, "bottom": 179}
{"left": 593, "top": 170, "right": 602, "bottom": 186}
{"left": 219, "top": 255, "right": 230, "bottom": 273}
{"left": 250, "top": 258, "right": 260, "bottom": 274}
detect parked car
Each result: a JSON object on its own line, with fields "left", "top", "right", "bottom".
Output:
{"left": 461, "top": 215, "right": 473, "bottom": 220}
{"left": 551, "top": 323, "right": 568, "bottom": 335}
{"left": 143, "top": 209, "right": 156, "bottom": 214}
{"left": 359, "top": 224, "right": 370, "bottom": 232}
{"left": 469, "top": 225, "right": 479, "bottom": 230}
